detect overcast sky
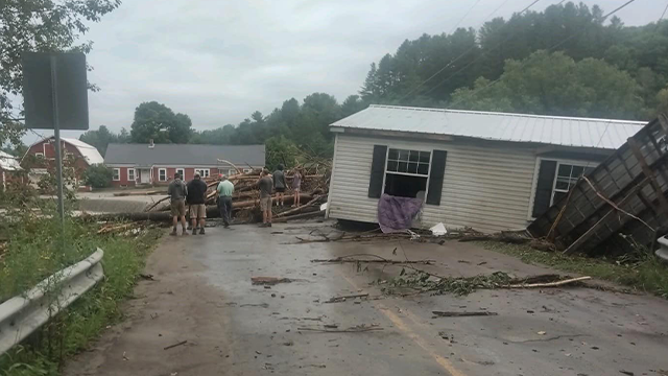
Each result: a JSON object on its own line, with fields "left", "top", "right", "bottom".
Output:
{"left": 29, "top": 0, "right": 659, "bottom": 142}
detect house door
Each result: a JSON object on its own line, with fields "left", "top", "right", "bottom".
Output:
{"left": 140, "top": 169, "right": 150, "bottom": 184}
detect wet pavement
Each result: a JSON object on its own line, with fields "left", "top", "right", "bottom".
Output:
{"left": 66, "top": 221, "right": 668, "bottom": 376}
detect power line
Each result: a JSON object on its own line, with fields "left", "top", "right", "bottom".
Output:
{"left": 448, "top": 0, "right": 484, "bottom": 35}
{"left": 395, "top": 0, "right": 545, "bottom": 103}
{"left": 659, "top": 0, "right": 668, "bottom": 23}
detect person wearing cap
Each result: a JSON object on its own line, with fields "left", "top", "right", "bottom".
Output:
{"left": 217, "top": 174, "right": 234, "bottom": 228}
{"left": 186, "top": 173, "right": 209, "bottom": 235}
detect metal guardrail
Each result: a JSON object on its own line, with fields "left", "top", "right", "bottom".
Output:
{"left": 656, "top": 236, "right": 668, "bottom": 263}
{"left": 0, "top": 248, "right": 104, "bottom": 356}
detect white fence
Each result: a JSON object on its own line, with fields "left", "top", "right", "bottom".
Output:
{"left": 0, "top": 248, "right": 104, "bottom": 356}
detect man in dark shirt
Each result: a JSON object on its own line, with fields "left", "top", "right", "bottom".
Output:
{"left": 258, "top": 168, "right": 273, "bottom": 227}
{"left": 186, "top": 173, "right": 209, "bottom": 235}
{"left": 167, "top": 173, "right": 188, "bottom": 236}
{"left": 272, "top": 164, "right": 287, "bottom": 207}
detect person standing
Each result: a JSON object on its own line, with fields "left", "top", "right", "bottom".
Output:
{"left": 217, "top": 174, "right": 234, "bottom": 228}
{"left": 291, "top": 168, "right": 303, "bottom": 207}
{"left": 187, "top": 173, "right": 209, "bottom": 235}
{"left": 258, "top": 168, "right": 273, "bottom": 227}
{"left": 273, "top": 164, "right": 287, "bottom": 206}
{"left": 167, "top": 173, "right": 188, "bottom": 236}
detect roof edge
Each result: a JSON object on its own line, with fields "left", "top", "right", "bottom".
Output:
{"left": 340, "top": 104, "right": 648, "bottom": 125}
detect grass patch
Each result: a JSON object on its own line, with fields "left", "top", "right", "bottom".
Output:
{"left": 482, "top": 241, "right": 668, "bottom": 299}
{"left": 0, "top": 216, "right": 162, "bottom": 375}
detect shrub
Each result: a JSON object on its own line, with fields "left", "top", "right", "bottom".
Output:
{"left": 83, "top": 164, "right": 113, "bottom": 188}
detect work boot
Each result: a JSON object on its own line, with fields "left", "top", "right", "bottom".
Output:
{"left": 192, "top": 227, "right": 198, "bottom": 235}
{"left": 267, "top": 223, "right": 272, "bottom": 227}
{"left": 182, "top": 229, "right": 189, "bottom": 236}
{"left": 170, "top": 228, "right": 177, "bottom": 236}
{"left": 199, "top": 227, "right": 205, "bottom": 235}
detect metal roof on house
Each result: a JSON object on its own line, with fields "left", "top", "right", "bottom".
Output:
{"left": 331, "top": 105, "right": 647, "bottom": 150}
{"left": 104, "top": 143, "right": 265, "bottom": 167}
{"left": 0, "top": 151, "right": 22, "bottom": 171}
{"left": 61, "top": 138, "right": 105, "bottom": 165}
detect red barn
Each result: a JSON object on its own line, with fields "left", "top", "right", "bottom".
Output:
{"left": 23, "top": 136, "right": 104, "bottom": 184}
{"left": 104, "top": 142, "right": 265, "bottom": 187}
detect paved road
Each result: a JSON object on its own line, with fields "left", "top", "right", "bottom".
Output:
{"left": 65, "top": 222, "right": 668, "bottom": 376}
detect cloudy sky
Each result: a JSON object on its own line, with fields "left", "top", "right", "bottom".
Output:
{"left": 32, "top": 0, "right": 659, "bottom": 141}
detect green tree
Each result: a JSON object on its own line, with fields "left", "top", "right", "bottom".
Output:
{"left": 79, "top": 125, "right": 121, "bottom": 156}
{"left": 130, "top": 101, "right": 193, "bottom": 143}
{"left": 451, "top": 51, "right": 643, "bottom": 119}
{"left": 0, "top": 0, "right": 120, "bottom": 149}
{"left": 83, "top": 164, "right": 113, "bottom": 188}
{"left": 265, "top": 136, "right": 301, "bottom": 170}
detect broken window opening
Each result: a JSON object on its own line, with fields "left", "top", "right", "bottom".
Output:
{"left": 384, "top": 148, "right": 430, "bottom": 199}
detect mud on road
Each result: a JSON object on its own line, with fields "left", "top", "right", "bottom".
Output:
{"left": 65, "top": 222, "right": 668, "bottom": 376}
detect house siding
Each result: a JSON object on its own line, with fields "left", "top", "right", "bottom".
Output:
{"left": 328, "top": 133, "right": 538, "bottom": 233}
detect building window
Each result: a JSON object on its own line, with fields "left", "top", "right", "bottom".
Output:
{"left": 112, "top": 168, "right": 120, "bottom": 181}
{"left": 127, "top": 168, "right": 136, "bottom": 182}
{"left": 551, "top": 162, "right": 595, "bottom": 205}
{"left": 384, "top": 148, "right": 431, "bottom": 198}
{"left": 35, "top": 152, "right": 44, "bottom": 159}
{"left": 195, "top": 168, "right": 210, "bottom": 178}
{"left": 176, "top": 168, "right": 185, "bottom": 179}
{"left": 228, "top": 168, "right": 237, "bottom": 176}
{"left": 159, "top": 168, "right": 167, "bottom": 182}
{"left": 243, "top": 168, "right": 253, "bottom": 173}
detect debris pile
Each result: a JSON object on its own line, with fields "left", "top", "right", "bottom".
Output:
{"left": 381, "top": 270, "right": 591, "bottom": 296}
{"left": 96, "top": 162, "right": 331, "bottom": 224}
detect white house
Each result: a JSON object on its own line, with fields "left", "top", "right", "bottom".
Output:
{"left": 326, "top": 105, "right": 646, "bottom": 233}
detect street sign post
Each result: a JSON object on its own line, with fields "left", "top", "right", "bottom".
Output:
{"left": 22, "top": 52, "right": 89, "bottom": 224}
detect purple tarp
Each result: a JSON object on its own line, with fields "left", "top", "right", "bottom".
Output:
{"left": 377, "top": 193, "right": 424, "bottom": 233}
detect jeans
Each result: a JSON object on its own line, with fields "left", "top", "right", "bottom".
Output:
{"left": 218, "top": 196, "right": 233, "bottom": 226}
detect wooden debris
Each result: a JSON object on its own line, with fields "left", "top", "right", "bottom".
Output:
{"left": 505, "top": 276, "right": 591, "bottom": 289}
{"left": 323, "top": 293, "right": 369, "bottom": 303}
{"left": 432, "top": 311, "right": 498, "bottom": 317}
{"left": 251, "top": 277, "right": 296, "bottom": 285}
{"left": 311, "top": 254, "right": 435, "bottom": 265}
{"left": 163, "top": 340, "right": 188, "bottom": 350}
{"left": 297, "top": 324, "right": 383, "bottom": 333}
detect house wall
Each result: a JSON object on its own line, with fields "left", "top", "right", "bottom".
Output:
{"left": 109, "top": 166, "right": 137, "bottom": 187}
{"left": 25, "top": 140, "right": 89, "bottom": 179}
{"left": 108, "top": 165, "right": 253, "bottom": 187}
{"left": 328, "top": 133, "right": 540, "bottom": 233}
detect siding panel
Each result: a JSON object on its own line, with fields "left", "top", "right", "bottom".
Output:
{"left": 328, "top": 134, "right": 537, "bottom": 233}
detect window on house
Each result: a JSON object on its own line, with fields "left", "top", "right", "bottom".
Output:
{"left": 128, "top": 168, "right": 136, "bottom": 182}
{"left": 195, "top": 168, "right": 210, "bottom": 178}
{"left": 176, "top": 168, "right": 185, "bottom": 179}
{"left": 112, "top": 168, "right": 120, "bottom": 181}
{"left": 551, "top": 163, "right": 595, "bottom": 205}
{"left": 227, "top": 169, "right": 236, "bottom": 176}
{"left": 35, "top": 152, "right": 44, "bottom": 159}
{"left": 243, "top": 168, "right": 253, "bottom": 173}
{"left": 159, "top": 168, "right": 167, "bottom": 182}
{"left": 384, "top": 148, "right": 431, "bottom": 198}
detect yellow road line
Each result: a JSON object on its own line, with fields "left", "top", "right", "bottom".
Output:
{"left": 338, "top": 272, "right": 468, "bottom": 376}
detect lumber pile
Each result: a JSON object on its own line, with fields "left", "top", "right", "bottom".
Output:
{"left": 99, "top": 162, "right": 331, "bottom": 224}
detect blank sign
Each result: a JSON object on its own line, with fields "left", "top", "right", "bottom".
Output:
{"left": 22, "top": 52, "right": 89, "bottom": 130}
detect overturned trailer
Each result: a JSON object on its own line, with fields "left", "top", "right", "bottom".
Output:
{"left": 528, "top": 115, "right": 668, "bottom": 255}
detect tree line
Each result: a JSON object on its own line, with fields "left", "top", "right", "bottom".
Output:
{"left": 72, "top": 2, "right": 668, "bottom": 164}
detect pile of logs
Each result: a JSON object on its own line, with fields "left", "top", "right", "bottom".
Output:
{"left": 96, "top": 164, "right": 331, "bottom": 224}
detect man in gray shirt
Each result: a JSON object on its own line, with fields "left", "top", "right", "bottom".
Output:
{"left": 167, "top": 173, "right": 188, "bottom": 236}
{"left": 273, "top": 164, "right": 287, "bottom": 207}
{"left": 258, "top": 168, "right": 273, "bottom": 227}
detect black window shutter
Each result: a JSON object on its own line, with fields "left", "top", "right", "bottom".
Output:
{"left": 426, "top": 150, "right": 447, "bottom": 205}
{"left": 368, "top": 145, "right": 387, "bottom": 198}
{"left": 532, "top": 160, "right": 557, "bottom": 218}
